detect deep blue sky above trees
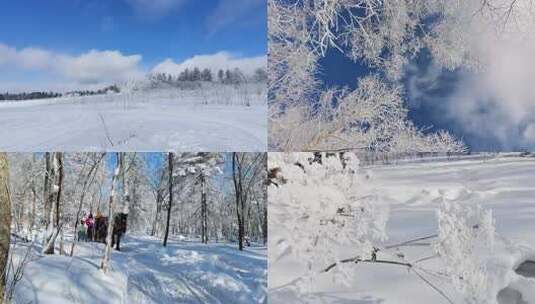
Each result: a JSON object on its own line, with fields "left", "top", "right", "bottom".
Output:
{"left": 0, "top": 0, "right": 266, "bottom": 64}
{"left": 0, "top": 0, "right": 266, "bottom": 91}
{"left": 317, "top": 49, "right": 528, "bottom": 152}
{"left": 103, "top": 152, "right": 232, "bottom": 195}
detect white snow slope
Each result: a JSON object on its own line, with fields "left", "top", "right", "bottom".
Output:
{"left": 12, "top": 234, "right": 267, "bottom": 304}
{"left": 269, "top": 155, "right": 535, "bottom": 304}
{"left": 0, "top": 87, "right": 266, "bottom": 151}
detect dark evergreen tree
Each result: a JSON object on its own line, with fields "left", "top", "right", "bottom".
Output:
{"left": 224, "top": 69, "right": 232, "bottom": 84}
{"left": 201, "top": 69, "right": 213, "bottom": 82}
{"left": 192, "top": 67, "right": 201, "bottom": 82}
{"left": 253, "top": 68, "right": 268, "bottom": 82}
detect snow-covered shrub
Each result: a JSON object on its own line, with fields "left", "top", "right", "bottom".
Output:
{"left": 434, "top": 201, "right": 496, "bottom": 303}
{"left": 269, "top": 152, "right": 388, "bottom": 288}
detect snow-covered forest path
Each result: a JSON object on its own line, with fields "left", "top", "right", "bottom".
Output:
{"left": 13, "top": 234, "right": 267, "bottom": 304}
{"left": 120, "top": 235, "right": 267, "bottom": 303}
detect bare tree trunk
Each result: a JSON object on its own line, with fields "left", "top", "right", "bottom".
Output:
{"left": 42, "top": 223, "right": 63, "bottom": 257}
{"left": 30, "top": 181, "right": 36, "bottom": 238}
{"left": 0, "top": 153, "right": 11, "bottom": 299}
{"left": 30, "top": 154, "right": 37, "bottom": 237}
{"left": 263, "top": 202, "right": 267, "bottom": 246}
{"left": 232, "top": 153, "right": 244, "bottom": 251}
{"left": 163, "top": 152, "right": 174, "bottom": 247}
{"left": 54, "top": 153, "right": 63, "bottom": 229}
{"left": 262, "top": 152, "right": 268, "bottom": 246}
{"left": 200, "top": 173, "right": 207, "bottom": 244}
{"left": 199, "top": 173, "right": 208, "bottom": 244}
{"left": 59, "top": 230, "right": 64, "bottom": 255}
{"left": 122, "top": 154, "right": 130, "bottom": 214}
{"left": 47, "top": 154, "right": 56, "bottom": 229}
{"left": 101, "top": 153, "right": 121, "bottom": 273}
{"left": 43, "top": 153, "right": 62, "bottom": 255}
{"left": 43, "top": 152, "right": 51, "bottom": 236}
{"left": 240, "top": 195, "right": 245, "bottom": 249}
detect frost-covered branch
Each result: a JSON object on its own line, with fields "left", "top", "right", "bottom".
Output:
{"left": 269, "top": 0, "right": 534, "bottom": 152}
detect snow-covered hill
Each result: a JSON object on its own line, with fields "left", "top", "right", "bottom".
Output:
{"left": 0, "top": 84, "right": 266, "bottom": 151}
{"left": 269, "top": 155, "right": 535, "bottom": 304}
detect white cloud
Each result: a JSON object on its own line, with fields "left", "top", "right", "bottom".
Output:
{"left": 60, "top": 50, "right": 143, "bottom": 84}
{"left": 0, "top": 43, "right": 143, "bottom": 85}
{"left": 124, "top": 0, "right": 188, "bottom": 20}
{"left": 152, "top": 51, "right": 266, "bottom": 76}
{"left": 0, "top": 45, "right": 267, "bottom": 91}
{"left": 406, "top": 5, "right": 535, "bottom": 150}
{"left": 444, "top": 35, "right": 535, "bottom": 149}
{"left": 17, "top": 48, "right": 54, "bottom": 69}
{"left": 0, "top": 44, "right": 18, "bottom": 65}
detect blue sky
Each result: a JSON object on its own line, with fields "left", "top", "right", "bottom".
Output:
{"left": 317, "top": 49, "right": 534, "bottom": 152}
{"left": 102, "top": 152, "right": 233, "bottom": 196}
{"left": 0, "top": 0, "right": 266, "bottom": 91}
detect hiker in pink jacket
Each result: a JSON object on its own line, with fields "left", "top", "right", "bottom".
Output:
{"left": 86, "top": 213, "right": 95, "bottom": 241}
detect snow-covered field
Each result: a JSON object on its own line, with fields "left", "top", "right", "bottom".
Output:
{"left": 0, "top": 85, "right": 266, "bottom": 151}
{"left": 11, "top": 234, "right": 267, "bottom": 304}
{"left": 269, "top": 155, "right": 535, "bottom": 303}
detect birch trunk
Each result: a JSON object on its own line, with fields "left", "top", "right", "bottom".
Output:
{"left": 101, "top": 153, "right": 121, "bottom": 273}
{"left": 0, "top": 153, "right": 11, "bottom": 299}
{"left": 43, "top": 152, "right": 62, "bottom": 255}
{"left": 232, "top": 153, "right": 244, "bottom": 251}
{"left": 163, "top": 152, "right": 174, "bottom": 247}
{"left": 201, "top": 173, "right": 207, "bottom": 244}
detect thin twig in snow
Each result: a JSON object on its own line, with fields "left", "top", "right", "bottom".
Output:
{"left": 98, "top": 113, "right": 114, "bottom": 147}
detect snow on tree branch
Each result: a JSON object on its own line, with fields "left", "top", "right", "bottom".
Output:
{"left": 269, "top": 0, "right": 534, "bottom": 152}
{"left": 434, "top": 200, "right": 496, "bottom": 303}
{"left": 269, "top": 152, "right": 389, "bottom": 288}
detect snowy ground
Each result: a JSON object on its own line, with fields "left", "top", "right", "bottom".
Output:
{"left": 0, "top": 86, "right": 266, "bottom": 151}
{"left": 11, "top": 234, "right": 267, "bottom": 304}
{"left": 269, "top": 155, "right": 535, "bottom": 303}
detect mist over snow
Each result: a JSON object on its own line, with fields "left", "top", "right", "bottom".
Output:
{"left": 405, "top": 1, "right": 535, "bottom": 151}
{"left": 406, "top": 42, "right": 535, "bottom": 151}
{"left": 447, "top": 40, "right": 535, "bottom": 150}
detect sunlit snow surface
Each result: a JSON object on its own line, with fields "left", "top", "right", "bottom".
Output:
{"left": 12, "top": 234, "right": 267, "bottom": 304}
{"left": 0, "top": 86, "right": 266, "bottom": 151}
{"left": 269, "top": 155, "right": 535, "bottom": 304}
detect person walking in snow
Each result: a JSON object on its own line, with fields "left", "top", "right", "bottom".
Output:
{"left": 86, "top": 213, "right": 95, "bottom": 241}
{"left": 77, "top": 219, "right": 87, "bottom": 242}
